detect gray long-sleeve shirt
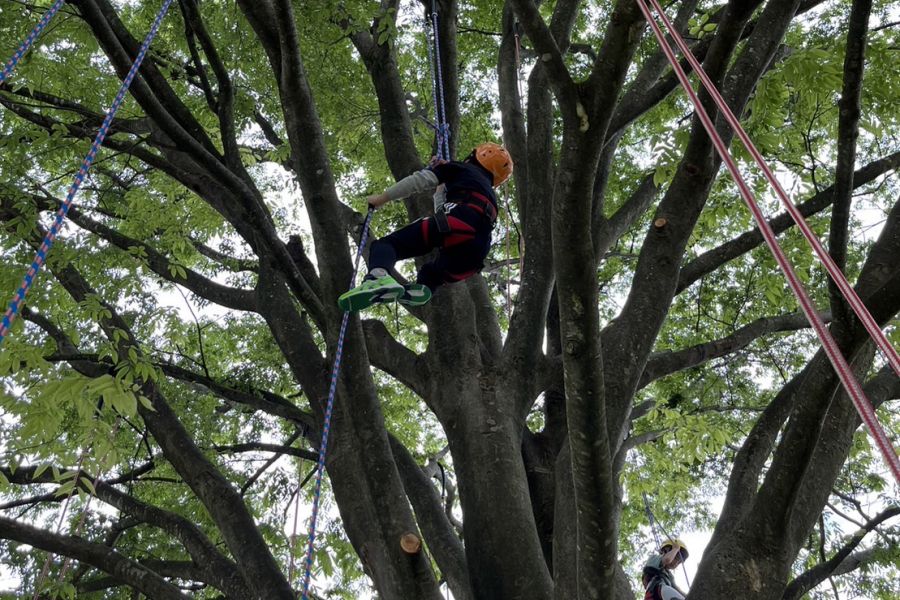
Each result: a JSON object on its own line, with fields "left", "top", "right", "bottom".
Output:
{"left": 384, "top": 169, "right": 446, "bottom": 211}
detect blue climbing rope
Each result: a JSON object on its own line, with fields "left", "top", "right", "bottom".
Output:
{"left": 427, "top": 0, "right": 451, "bottom": 161}
{"left": 299, "top": 207, "right": 375, "bottom": 599}
{"left": 297, "top": 7, "right": 449, "bottom": 590}
{"left": 0, "top": 0, "right": 65, "bottom": 85}
{"left": 0, "top": 0, "right": 176, "bottom": 346}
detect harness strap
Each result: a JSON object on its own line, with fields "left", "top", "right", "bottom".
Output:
{"left": 448, "top": 191, "right": 497, "bottom": 222}
{"left": 435, "top": 204, "right": 451, "bottom": 233}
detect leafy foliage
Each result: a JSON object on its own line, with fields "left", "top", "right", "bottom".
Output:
{"left": 0, "top": 0, "right": 898, "bottom": 598}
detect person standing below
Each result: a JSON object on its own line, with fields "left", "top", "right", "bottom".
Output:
{"left": 338, "top": 143, "right": 513, "bottom": 311}
{"left": 642, "top": 539, "right": 689, "bottom": 600}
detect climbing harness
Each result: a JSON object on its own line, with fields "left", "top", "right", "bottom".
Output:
{"left": 636, "top": 0, "right": 900, "bottom": 484}
{"left": 297, "top": 207, "right": 375, "bottom": 599}
{"left": 0, "top": 0, "right": 176, "bottom": 347}
{"left": 0, "top": 0, "right": 65, "bottom": 84}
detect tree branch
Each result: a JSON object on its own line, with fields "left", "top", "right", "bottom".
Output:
{"left": 0, "top": 464, "right": 250, "bottom": 597}
{"left": 191, "top": 239, "right": 258, "bottom": 273}
{"left": 79, "top": 0, "right": 326, "bottom": 326}
{"left": 0, "top": 87, "right": 177, "bottom": 176}
{"left": 639, "top": 311, "right": 825, "bottom": 387}
{"left": 828, "top": 0, "right": 872, "bottom": 320}
{"left": 595, "top": 174, "right": 660, "bottom": 259}
{"left": 507, "top": 0, "right": 577, "bottom": 110}
{"left": 77, "top": 559, "right": 201, "bottom": 592}
{"left": 611, "top": 0, "right": 702, "bottom": 134}
{"left": 179, "top": 0, "right": 241, "bottom": 170}
{"left": 0, "top": 191, "right": 258, "bottom": 312}
{"left": 31, "top": 235, "right": 296, "bottom": 597}
{"left": 178, "top": 0, "right": 219, "bottom": 112}
{"left": 214, "top": 440, "right": 318, "bottom": 463}
{"left": 362, "top": 320, "right": 429, "bottom": 399}
{"left": 501, "top": 0, "right": 580, "bottom": 410}
{"left": 31, "top": 333, "right": 315, "bottom": 435}
{"left": 600, "top": 0, "right": 770, "bottom": 463}
{"left": 677, "top": 150, "right": 900, "bottom": 293}
{"left": 0, "top": 515, "right": 189, "bottom": 599}
{"left": 782, "top": 506, "right": 899, "bottom": 600}
{"left": 389, "top": 435, "right": 472, "bottom": 600}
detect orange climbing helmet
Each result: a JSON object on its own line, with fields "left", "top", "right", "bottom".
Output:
{"left": 473, "top": 142, "right": 513, "bottom": 186}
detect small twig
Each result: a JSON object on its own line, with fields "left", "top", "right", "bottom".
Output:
{"left": 239, "top": 430, "right": 303, "bottom": 496}
{"left": 175, "top": 285, "right": 210, "bottom": 378}
{"left": 871, "top": 20, "right": 899, "bottom": 32}
{"left": 457, "top": 26, "right": 501, "bottom": 36}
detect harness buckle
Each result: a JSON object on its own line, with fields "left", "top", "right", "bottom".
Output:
{"left": 434, "top": 204, "right": 451, "bottom": 233}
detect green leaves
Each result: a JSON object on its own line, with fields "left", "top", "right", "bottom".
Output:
{"left": 0, "top": 1, "right": 897, "bottom": 597}
{"left": 375, "top": 6, "right": 399, "bottom": 47}
{"left": 688, "top": 11, "right": 718, "bottom": 38}
{"left": 78, "top": 294, "right": 112, "bottom": 324}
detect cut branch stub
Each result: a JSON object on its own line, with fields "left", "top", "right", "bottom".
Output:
{"left": 400, "top": 532, "right": 422, "bottom": 554}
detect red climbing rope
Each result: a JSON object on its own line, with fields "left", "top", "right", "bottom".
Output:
{"left": 644, "top": 0, "right": 900, "bottom": 379}
{"left": 636, "top": 0, "right": 900, "bottom": 484}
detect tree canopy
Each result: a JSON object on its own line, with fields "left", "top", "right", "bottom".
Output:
{"left": 0, "top": 0, "right": 898, "bottom": 598}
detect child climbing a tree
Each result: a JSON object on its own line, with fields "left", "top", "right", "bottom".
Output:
{"left": 338, "top": 142, "right": 513, "bottom": 311}
{"left": 642, "top": 539, "right": 689, "bottom": 600}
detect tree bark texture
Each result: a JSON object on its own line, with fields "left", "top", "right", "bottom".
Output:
{"left": 0, "top": 1, "right": 897, "bottom": 599}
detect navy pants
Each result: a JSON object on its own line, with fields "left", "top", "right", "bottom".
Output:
{"left": 369, "top": 205, "right": 492, "bottom": 292}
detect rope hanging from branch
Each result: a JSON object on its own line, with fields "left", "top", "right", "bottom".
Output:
{"left": 636, "top": 0, "right": 900, "bottom": 484}
{"left": 644, "top": 0, "right": 900, "bottom": 378}
{"left": 642, "top": 492, "right": 692, "bottom": 587}
{"left": 427, "top": 0, "right": 451, "bottom": 161}
{"left": 32, "top": 419, "right": 123, "bottom": 599}
{"left": 297, "top": 208, "right": 375, "bottom": 599}
{"left": 297, "top": 5, "right": 452, "bottom": 591}
{"left": 0, "top": 0, "right": 65, "bottom": 84}
{"left": 0, "top": 0, "right": 177, "bottom": 346}
{"left": 0, "top": 0, "right": 175, "bottom": 593}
